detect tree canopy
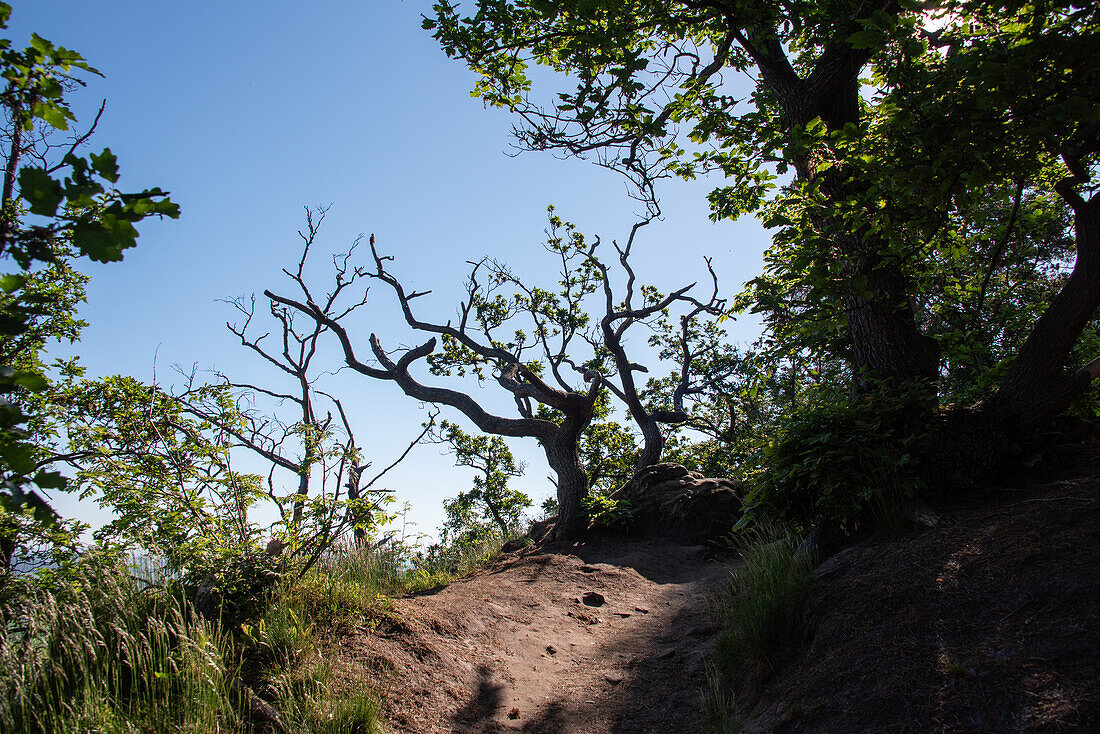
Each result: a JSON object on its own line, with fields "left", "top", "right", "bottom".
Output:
{"left": 425, "top": 0, "right": 1100, "bottom": 440}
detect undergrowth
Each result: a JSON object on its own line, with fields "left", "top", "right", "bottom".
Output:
{"left": 740, "top": 387, "right": 928, "bottom": 532}
{"left": 0, "top": 532, "right": 508, "bottom": 733}
{"left": 0, "top": 557, "right": 240, "bottom": 734}
{"left": 700, "top": 663, "right": 742, "bottom": 734}
{"left": 703, "top": 525, "right": 817, "bottom": 729}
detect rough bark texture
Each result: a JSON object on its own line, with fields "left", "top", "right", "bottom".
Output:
{"left": 545, "top": 434, "right": 590, "bottom": 540}
{"left": 633, "top": 418, "right": 665, "bottom": 473}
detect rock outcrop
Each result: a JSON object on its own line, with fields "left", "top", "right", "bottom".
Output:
{"left": 609, "top": 463, "right": 742, "bottom": 543}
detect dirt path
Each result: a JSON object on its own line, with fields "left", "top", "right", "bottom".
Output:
{"left": 340, "top": 538, "right": 731, "bottom": 733}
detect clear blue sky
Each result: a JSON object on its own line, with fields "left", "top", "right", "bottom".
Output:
{"left": 11, "top": 1, "right": 768, "bottom": 538}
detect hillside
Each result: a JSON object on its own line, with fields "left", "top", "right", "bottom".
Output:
{"left": 738, "top": 452, "right": 1100, "bottom": 733}
{"left": 326, "top": 451, "right": 1100, "bottom": 733}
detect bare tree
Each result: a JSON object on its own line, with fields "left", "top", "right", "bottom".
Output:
{"left": 264, "top": 209, "right": 731, "bottom": 537}
{"left": 582, "top": 218, "right": 726, "bottom": 469}
{"left": 265, "top": 228, "right": 602, "bottom": 538}
{"left": 177, "top": 207, "right": 434, "bottom": 560}
{"left": 462, "top": 212, "right": 730, "bottom": 471}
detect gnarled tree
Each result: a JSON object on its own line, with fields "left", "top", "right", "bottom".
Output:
{"left": 265, "top": 210, "right": 728, "bottom": 536}
{"left": 178, "top": 207, "right": 434, "bottom": 555}
{"left": 584, "top": 217, "right": 726, "bottom": 469}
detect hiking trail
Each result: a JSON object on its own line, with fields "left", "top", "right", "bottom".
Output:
{"left": 340, "top": 538, "right": 731, "bottom": 733}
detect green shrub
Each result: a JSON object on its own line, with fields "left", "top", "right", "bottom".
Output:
{"left": 581, "top": 494, "right": 634, "bottom": 530}
{"left": 402, "top": 532, "right": 506, "bottom": 592}
{"left": 713, "top": 528, "right": 816, "bottom": 695}
{"left": 282, "top": 570, "right": 374, "bottom": 633}
{"left": 741, "top": 388, "right": 927, "bottom": 531}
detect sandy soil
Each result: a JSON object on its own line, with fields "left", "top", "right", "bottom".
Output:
{"left": 338, "top": 538, "right": 731, "bottom": 733}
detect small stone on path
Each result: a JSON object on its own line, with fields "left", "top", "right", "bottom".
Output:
{"left": 582, "top": 592, "right": 606, "bottom": 607}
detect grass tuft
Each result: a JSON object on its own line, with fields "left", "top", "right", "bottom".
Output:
{"left": 713, "top": 525, "right": 817, "bottom": 696}
{"left": 700, "top": 662, "right": 742, "bottom": 734}
{"left": 0, "top": 533, "right": 509, "bottom": 733}
{"left": 0, "top": 560, "right": 240, "bottom": 733}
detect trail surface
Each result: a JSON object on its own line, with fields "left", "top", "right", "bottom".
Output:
{"left": 341, "top": 538, "right": 730, "bottom": 733}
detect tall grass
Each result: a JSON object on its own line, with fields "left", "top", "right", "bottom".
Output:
{"left": 700, "top": 662, "right": 742, "bottom": 734}
{"left": 0, "top": 533, "right": 509, "bottom": 733}
{"left": 0, "top": 561, "right": 240, "bottom": 733}
{"left": 399, "top": 533, "right": 508, "bottom": 593}
{"left": 714, "top": 529, "right": 816, "bottom": 694}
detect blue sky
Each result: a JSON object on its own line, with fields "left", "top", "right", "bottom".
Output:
{"left": 10, "top": 1, "right": 769, "bottom": 538}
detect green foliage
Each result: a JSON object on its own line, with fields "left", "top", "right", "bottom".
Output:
{"left": 742, "top": 387, "right": 927, "bottom": 531}
{"left": 427, "top": 0, "right": 1100, "bottom": 422}
{"left": 713, "top": 527, "right": 816, "bottom": 696}
{"left": 280, "top": 569, "right": 375, "bottom": 634}
{"left": 52, "top": 371, "right": 399, "bottom": 613}
{"left": 580, "top": 493, "right": 634, "bottom": 530}
{"left": 403, "top": 532, "right": 507, "bottom": 593}
{"left": 580, "top": 390, "right": 638, "bottom": 494}
{"left": 52, "top": 376, "right": 276, "bottom": 609}
{"left": 434, "top": 420, "right": 531, "bottom": 543}
{"left": 0, "top": 2, "right": 178, "bottom": 572}
{"left": 423, "top": 209, "right": 603, "bottom": 384}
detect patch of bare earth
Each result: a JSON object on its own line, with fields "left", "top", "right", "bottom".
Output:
{"left": 337, "top": 539, "right": 730, "bottom": 733}
{"left": 742, "top": 452, "right": 1100, "bottom": 733}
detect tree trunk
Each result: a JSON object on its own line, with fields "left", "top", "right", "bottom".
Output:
{"left": 844, "top": 254, "right": 941, "bottom": 387}
{"left": 986, "top": 198, "right": 1100, "bottom": 427}
{"left": 634, "top": 416, "right": 665, "bottom": 474}
{"left": 0, "top": 529, "right": 14, "bottom": 576}
{"left": 544, "top": 433, "right": 590, "bottom": 539}
{"left": 485, "top": 496, "right": 509, "bottom": 538}
{"left": 769, "top": 53, "right": 942, "bottom": 391}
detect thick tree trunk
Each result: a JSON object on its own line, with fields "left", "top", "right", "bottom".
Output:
{"left": 771, "top": 60, "right": 941, "bottom": 390}
{"left": 844, "top": 255, "right": 941, "bottom": 387}
{"left": 920, "top": 194, "right": 1100, "bottom": 486}
{"left": 544, "top": 433, "right": 590, "bottom": 539}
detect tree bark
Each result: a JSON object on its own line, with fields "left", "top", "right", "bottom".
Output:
{"left": 485, "top": 497, "right": 509, "bottom": 538}
{"left": 844, "top": 254, "right": 941, "bottom": 386}
{"left": 742, "top": 11, "right": 941, "bottom": 390}
{"left": 634, "top": 416, "right": 665, "bottom": 473}
{"left": 544, "top": 431, "right": 590, "bottom": 539}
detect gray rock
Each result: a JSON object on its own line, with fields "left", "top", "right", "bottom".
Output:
{"left": 610, "top": 463, "right": 743, "bottom": 542}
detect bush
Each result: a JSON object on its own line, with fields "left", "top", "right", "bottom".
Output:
{"left": 403, "top": 532, "right": 506, "bottom": 592}
{"left": 581, "top": 493, "right": 634, "bottom": 530}
{"left": 713, "top": 527, "right": 816, "bottom": 695}
{"left": 741, "top": 388, "right": 927, "bottom": 531}
{"left": 281, "top": 570, "right": 375, "bottom": 633}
